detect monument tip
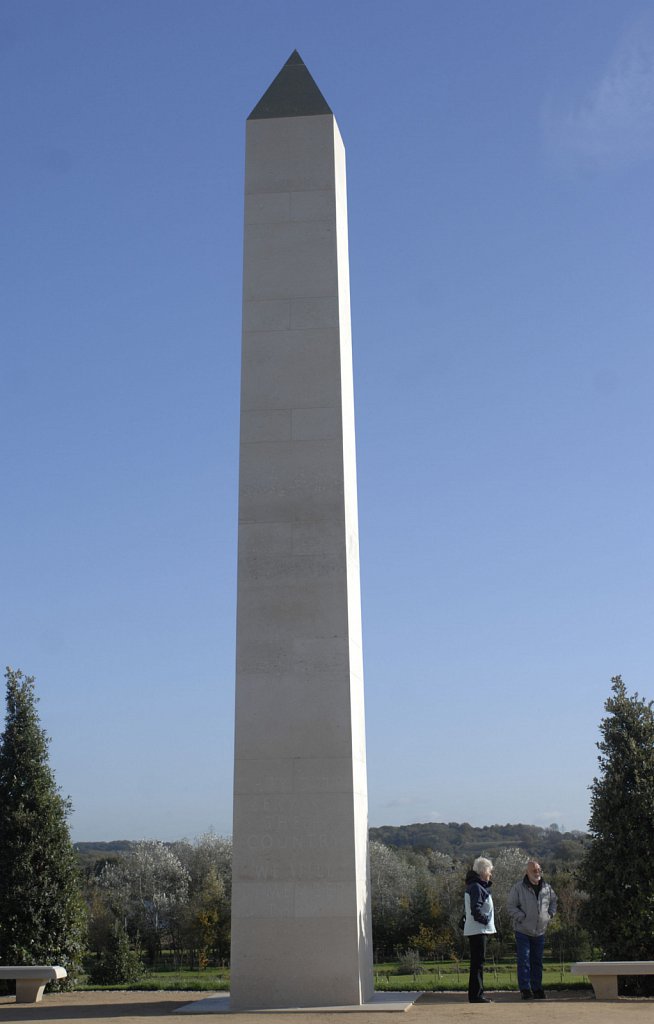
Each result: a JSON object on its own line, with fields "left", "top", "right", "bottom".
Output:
{"left": 284, "top": 49, "right": 304, "bottom": 65}
{"left": 247, "top": 50, "right": 332, "bottom": 121}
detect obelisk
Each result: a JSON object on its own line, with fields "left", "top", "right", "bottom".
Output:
{"left": 231, "top": 52, "right": 373, "bottom": 1010}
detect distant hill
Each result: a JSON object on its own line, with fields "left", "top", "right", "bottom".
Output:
{"left": 74, "top": 822, "right": 590, "bottom": 871}
{"left": 74, "top": 840, "right": 137, "bottom": 873}
{"left": 369, "top": 821, "right": 588, "bottom": 864}
{"left": 74, "top": 840, "right": 136, "bottom": 856}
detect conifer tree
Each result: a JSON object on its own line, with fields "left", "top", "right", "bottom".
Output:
{"left": 579, "top": 676, "right": 654, "bottom": 966}
{"left": 0, "top": 668, "right": 86, "bottom": 986}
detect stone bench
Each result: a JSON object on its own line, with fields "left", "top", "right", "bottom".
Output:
{"left": 0, "top": 966, "right": 67, "bottom": 1003}
{"left": 570, "top": 961, "right": 654, "bottom": 1000}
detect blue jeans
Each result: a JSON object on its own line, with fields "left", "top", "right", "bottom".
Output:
{"left": 515, "top": 931, "right": 545, "bottom": 992}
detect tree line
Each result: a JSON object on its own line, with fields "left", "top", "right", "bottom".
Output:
{"left": 370, "top": 821, "right": 587, "bottom": 864}
{"left": 1, "top": 669, "right": 653, "bottom": 993}
{"left": 76, "top": 832, "right": 589, "bottom": 978}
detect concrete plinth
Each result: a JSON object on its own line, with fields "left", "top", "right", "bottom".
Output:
{"left": 174, "top": 993, "right": 421, "bottom": 1015}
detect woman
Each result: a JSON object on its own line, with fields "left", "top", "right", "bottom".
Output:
{"left": 463, "top": 856, "right": 496, "bottom": 1003}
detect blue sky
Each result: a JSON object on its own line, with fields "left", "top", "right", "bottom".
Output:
{"left": 2, "top": 0, "right": 653, "bottom": 842}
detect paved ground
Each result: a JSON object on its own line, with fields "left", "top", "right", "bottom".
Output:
{"left": 0, "top": 990, "right": 651, "bottom": 1024}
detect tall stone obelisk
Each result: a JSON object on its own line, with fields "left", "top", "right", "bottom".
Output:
{"left": 231, "top": 52, "right": 373, "bottom": 1010}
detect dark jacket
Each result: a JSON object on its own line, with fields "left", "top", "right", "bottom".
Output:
{"left": 464, "top": 870, "right": 496, "bottom": 936}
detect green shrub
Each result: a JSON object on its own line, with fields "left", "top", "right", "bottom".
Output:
{"left": 88, "top": 928, "right": 144, "bottom": 985}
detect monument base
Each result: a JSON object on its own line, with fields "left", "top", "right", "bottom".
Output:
{"left": 174, "top": 992, "right": 422, "bottom": 1014}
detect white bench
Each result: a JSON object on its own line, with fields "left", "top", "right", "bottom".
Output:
{"left": 571, "top": 961, "right": 654, "bottom": 1000}
{"left": 0, "top": 966, "right": 67, "bottom": 1003}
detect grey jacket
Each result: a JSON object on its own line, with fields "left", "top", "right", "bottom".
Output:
{"left": 506, "top": 876, "right": 557, "bottom": 937}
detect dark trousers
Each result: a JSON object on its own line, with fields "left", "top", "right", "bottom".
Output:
{"left": 468, "top": 934, "right": 487, "bottom": 1001}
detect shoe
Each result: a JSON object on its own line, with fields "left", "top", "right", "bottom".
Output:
{"left": 532, "top": 990, "right": 546, "bottom": 999}
{"left": 520, "top": 990, "right": 533, "bottom": 999}
{"left": 469, "top": 996, "right": 492, "bottom": 1003}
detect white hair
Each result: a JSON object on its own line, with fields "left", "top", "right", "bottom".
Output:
{"left": 472, "top": 856, "right": 493, "bottom": 874}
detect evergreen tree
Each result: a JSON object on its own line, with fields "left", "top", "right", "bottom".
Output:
{"left": 87, "top": 925, "right": 143, "bottom": 985}
{"left": 0, "top": 668, "right": 86, "bottom": 987}
{"left": 579, "top": 676, "right": 654, "bottom": 969}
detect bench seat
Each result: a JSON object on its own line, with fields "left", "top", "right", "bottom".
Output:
{"left": 0, "top": 966, "right": 67, "bottom": 1003}
{"left": 571, "top": 961, "right": 654, "bottom": 1000}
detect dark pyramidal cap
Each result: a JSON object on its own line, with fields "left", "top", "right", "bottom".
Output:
{"left": 248, "top": 50, "right": 332, "bottom": 120}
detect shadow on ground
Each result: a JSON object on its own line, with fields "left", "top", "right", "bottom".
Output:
{"left": 0, "top": 998, "right": 192, "bottom": 1021}
{"left": 417, "top": 991, "right": 594, "bottom": 1003}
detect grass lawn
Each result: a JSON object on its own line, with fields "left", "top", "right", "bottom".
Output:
{"left": 374, "top": 960, "right": 590, "bottom": 992}
{"left": 78, "top": 969, "right": 230, "bottom": 992}
{"left": 77, "top": 960, "right": 589, "bottom": 992}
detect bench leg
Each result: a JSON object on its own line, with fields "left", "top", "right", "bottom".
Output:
{"left": 590, "top": 975, "right": 618, "bottom": 1000}
{"left": 15, "top": 979, "right": 47, "bottom": 1003}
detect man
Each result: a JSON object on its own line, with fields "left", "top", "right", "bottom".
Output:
{"left": 506, "top": 859, "right": 557, "bottom": 1000}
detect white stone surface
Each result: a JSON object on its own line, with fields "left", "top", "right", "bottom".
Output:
{"left": 174, "top": 992, "right": 422, "bottom": 1015}
{"left": 0, "top": 966, "right": 67, "bottom": 1005}
{"left": 231, "top": 97, "right": 372, "bottom": 1010}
